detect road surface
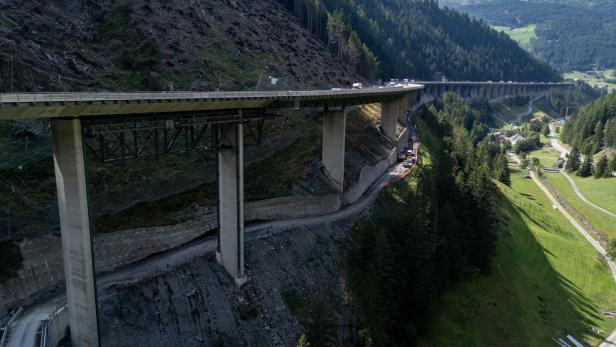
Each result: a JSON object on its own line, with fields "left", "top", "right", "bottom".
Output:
{"left": 2, "top": 151, "right": 416, "bottom": 347}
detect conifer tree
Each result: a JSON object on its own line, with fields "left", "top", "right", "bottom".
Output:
{"left": 609, "top": 156, "right": 616, "bottom": 176}
{"left": 565, "top": 147, "right": 581, "bottom": 172}
{"left": 595, "top": 155, "right": 608, "bottom": 178}
{"left": 577, "top": 155, "right": 594, "bottom": 177}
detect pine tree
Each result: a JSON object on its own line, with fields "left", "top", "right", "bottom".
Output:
{"left": 577, "top": 155, "right": 594, "bottom": 177}
{"left": 565, "top": 147, "right": 581, "bottom": 172}
{"left": 609, "top": 156, "right": 616, "bottom": 176}
{"left": 595, "top": 155, "right": 608, "bottom": 178}
{"left": 493, "top": 151, "right": 511, "bottom": 186}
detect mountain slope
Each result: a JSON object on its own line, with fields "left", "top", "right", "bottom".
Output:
{"left": 0, "top": 0, "right": 360, "bottom": 92}
{"left": 445, "top": 0, "right": 616, "bottom": 72}
{"left": 279, "top": 0, "right": 560, "bottom": 82}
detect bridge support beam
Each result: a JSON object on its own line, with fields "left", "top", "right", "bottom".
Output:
{"left": 322, "top": 109, "right": 346, "bottom": 193}
{"left": 216, "top": 122, "right": 246, "bottom": 286}
{"left": 52, "top": 119, "right": 100, "bottom": 347}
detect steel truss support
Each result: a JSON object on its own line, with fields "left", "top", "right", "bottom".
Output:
{"left": 82, "top": 113, "right": 268, "bottom": 164}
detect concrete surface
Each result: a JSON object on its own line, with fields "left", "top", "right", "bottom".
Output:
{"left": 216, "top": 123, "right": 246, "bottom": 286}
{"left": 321, "top": 109, "right": 346, "bottom": 192}
{"left": 51, "top": 119, "right": 99, "bottom": 347}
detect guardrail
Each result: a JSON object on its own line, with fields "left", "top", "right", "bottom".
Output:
{"left": 0, "top": 306, "right": 23, "bottom": 347}
{"left": 39, "top": 304, "right": 68, "bottom": 347}
{"left": 0, "top": 85, "right": 422, "bottom": 104}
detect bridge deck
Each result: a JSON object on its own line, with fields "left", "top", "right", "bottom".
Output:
{"left": 0, "top": 81, "right": 573, "bottom": 120}
{"left": 0, "top": 85, "right": 422, "bottom": 120}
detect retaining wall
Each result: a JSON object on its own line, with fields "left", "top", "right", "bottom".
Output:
{"left": 0, "top": 216, "right": 216, "bottom": 320}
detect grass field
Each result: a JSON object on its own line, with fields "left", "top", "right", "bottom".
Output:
{"left": 564, "top": 70, "right": 616, "bottom": 91}
{"left": 419, "top": 164, "right": 616, "bottom": 346}
{"left": 527, "top": 145, "right": 615, "bottom": 237}
{"left": 527, "top": 146, "right": 561, "bottom": 168}
{"left": 493, "top": 25, "right": 537, "bottom": 50}
{"left": 568, "top": 175, "right": 616, "bottom": 216}
{"left": 544, "top": 172, "right": 616, "bottom": 240}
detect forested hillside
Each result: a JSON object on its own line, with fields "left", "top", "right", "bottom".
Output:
{"left": 277, "top": 0, "right": 560, "bottom": 82}
{"left": 446, "top": 0, "right": 616, "bottom": 72}
{"left": 0, "top": 0, "right": 361, "bottom": 92}
{"left": 561, "top": 92, "right": 616, "bottom": 155}
{"left": 346, "top": 94, "right": 511, "bottom": 344}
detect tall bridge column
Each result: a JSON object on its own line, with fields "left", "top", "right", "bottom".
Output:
{"left": 52, "top": 119, "right": 100, "bottom": 347}
{"left": 398, "top": 95, "right": 409, "bottom": 126}
{"left": 322, "top": 109, "right": 346, "bottom": 193}
{"left": 216, "top": 122, "right": 246, "bottom": 286}
{"left": 381, "top": 99, "right": 399, "bottom": 141}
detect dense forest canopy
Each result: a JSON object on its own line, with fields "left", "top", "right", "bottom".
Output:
{"left": 346, "top": 94, "right": 510, "bottom": 344}
{"left": 561, "top": 92, "right": 616, "bottom": 155}
{"left": 447, "top": 0, "right": 616, "bottom": 72}
{"left": 276, "top": 0, "right": 561, "bottom": 82}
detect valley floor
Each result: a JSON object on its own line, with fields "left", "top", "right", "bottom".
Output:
{"left": 418, "top": 165, "right": 616, "bottom": 346}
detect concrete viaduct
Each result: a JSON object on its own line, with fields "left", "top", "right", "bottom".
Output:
{"left": 0, "top": 81, "right": 571, "bottom": 347}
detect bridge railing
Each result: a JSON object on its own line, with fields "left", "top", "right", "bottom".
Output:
{"left": 39, "top": 303, "right": 68, "bottom": 347}
{"left": 0, "top": 85, "right": 423, "bottom": 104}
{"left": 0, "top": 306, "right": 23, "bottom": 347}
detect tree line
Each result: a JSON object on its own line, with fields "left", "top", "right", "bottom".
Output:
{"left": 276, "top": 0, "right": 561, "bottom": 82}
{"left": 565, "top": 147, "right": 616, "bottom": 179}
{"left": 561, "top": 92, "right": 616, "bottom": 156}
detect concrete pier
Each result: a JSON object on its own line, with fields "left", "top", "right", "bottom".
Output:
{"left": 322, "top": 109, "right": 346, "bottom": 193}
{"left": 397, "top": 95, "right": 409, "bottom": 126}
{"left": 381, "top": 99, "right": 399, "bottom": 140}
{"left": 216, "top": 122, "right": 246, "bottom": 286}
{"left": 51, "top": 119, "right": 100, "bottom": 347}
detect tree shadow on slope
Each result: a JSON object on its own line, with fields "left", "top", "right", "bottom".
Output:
{"left": 487, "top": 186, "right": 606, "bottom": 344}
{"left": 420, "top": 186, "right": 608, "bottom": 346}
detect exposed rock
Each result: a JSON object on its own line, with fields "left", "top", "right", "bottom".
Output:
{"left": 98, "top": 219, "right": 359, "bottom": 346}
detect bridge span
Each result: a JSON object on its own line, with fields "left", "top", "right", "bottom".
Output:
{"left": 0, "top": 81, "right": 571, "bottom": 347}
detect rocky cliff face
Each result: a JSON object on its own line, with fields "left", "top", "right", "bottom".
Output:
{"left": 0, "top": 0, "right": 360, "bottom": 92}
{"left": 98, "top": 220, "right": 357, "bottom": 347}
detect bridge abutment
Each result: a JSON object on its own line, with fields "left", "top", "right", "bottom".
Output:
{"left": 51, "top": 118, "right": 100, "bottom": 347}
{"left": 216, "top": 122, "right": 247, "bottom": 286}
